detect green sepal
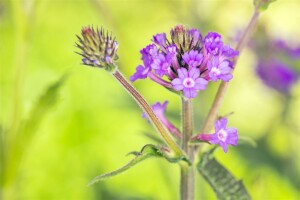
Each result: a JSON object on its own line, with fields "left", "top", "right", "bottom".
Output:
{"left": 254, "top": 0, "right": 277, "bottom": 11}
{"left": 197, "top": 148, "right": 251, "bottom": 200}
{"left": 88, "top": 144, "right": 188, "bottom": 186}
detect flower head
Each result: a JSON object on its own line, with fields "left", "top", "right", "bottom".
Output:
{"left": 131, "top": 25, "right": 238, "bottom": 99}
{"left": 76, "top": 26, "right": 119, "bottom": 71}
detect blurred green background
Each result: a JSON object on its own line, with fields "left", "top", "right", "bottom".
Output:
{"left": 1, "top": 0, "right": 300, "bottom": 199}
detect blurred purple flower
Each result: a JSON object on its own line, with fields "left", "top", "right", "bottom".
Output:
{"left": 256, "top": 59, "right": 299, "bottom": 94}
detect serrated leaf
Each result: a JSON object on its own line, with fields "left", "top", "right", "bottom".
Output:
{"left": 197, "top": 150, "right": 251, "bottom": 200}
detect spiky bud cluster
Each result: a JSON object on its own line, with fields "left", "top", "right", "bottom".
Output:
{"left": 170, "top": 25, "right": 202, "bottom": 52}
{"left": 76, "top": 26, "right": 119, "bottom": 72}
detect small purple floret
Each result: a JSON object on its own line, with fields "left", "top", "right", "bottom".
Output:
{"left": 189, "top": 29, "right": 202, "bottom": 46}
{"left": 172, "top": 67, "right": 208, "bottom": 98}
{"left": 210, "top": 118, "right": 238, "bottom": 153}
{"left": 204, "top": 32, "right": 223, "bottom": 55}
{"left": 140, "top": 44, "right": 158, "bottom": 68}
{"left": 182, "top": 50, "right": 204, "bottom": 68}
{"left": 130, "top": 65, "right": 151, "bottom": 82}
{"left": 151, "top": 54, "right": 172, "bottom": 77}
{"left": 142, "top": 101, "right": 168, "bottom": 119}
{"left": 222, "top": 45, "right": 239, "bottom": 58}
{"left": 153, "top": 33, "right": 167, "bottom": 48}
{"left": 207, "top": 57, "right": 233, "bottom": 82}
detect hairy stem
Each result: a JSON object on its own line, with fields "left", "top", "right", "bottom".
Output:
{"left": 180, "top": 97, "right": 194, "bottom": 200}
{"left": 112, "top": 70, "right": 184, "bottom": 156}
{"left": 201, "top": 9, "right": 260, "bottom": 134}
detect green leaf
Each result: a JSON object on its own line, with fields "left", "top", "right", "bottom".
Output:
{"left": 197, "top": 149, "right": 251, "bottom": 200}
{"left": 88, "top": 144, "right": 189, "bottom": 186}
{"left": 4, "top": 75, "right": 67, "bottom": 185}
{"left": 253, "top": 0, "right": 277, "bottom": 11}
{"left": 22, "top": 74, "right": 68, "bottom": 136}
{"left": 238, "top": 136, "right": 257, "bottom": 148}
{"left": 88, "top": 144, "right": 163, "bottom": 186}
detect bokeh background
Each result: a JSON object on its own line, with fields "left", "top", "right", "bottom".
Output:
{"left": 1, "top": 0, "right": 300, "bottom": 199}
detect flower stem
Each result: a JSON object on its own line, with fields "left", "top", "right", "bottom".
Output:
{"left": 112, "top": 70, "right": 184, "bottom": 156}
{"left": 180, "top": 97, "right": 194, "bottom": 200}
{"left": 201, "top": 8, "right": 260, "bottom": 134}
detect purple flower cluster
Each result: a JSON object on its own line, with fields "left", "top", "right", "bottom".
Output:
{"left": 196, "top": 118, "right": 238, "bottom": 153}
{"left": 131, "top": 25, "right": 239, "bottom": 99}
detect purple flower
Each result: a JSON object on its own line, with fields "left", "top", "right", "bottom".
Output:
{"left": 130, "top": 65, "right": 151, "bottom": 82}
{"left": 140, "top": 44, "right": 158, "bottom": 68}
{"left": 151, "top": 54, "right": 172, "bottom": 77}
{"left": 256, "top": 59, "right": 299, "bottom": 94}
{"left": 172, "top": 68, "right": 208, "bottom": 98}
{"left": 204, "top": 32, "right": 223, "bottom": 55}
{"left": 142, "top": 101, "right": 182, "bottom": 139}
{"left": 153, "top": 33, "right": 167, "bottom": 48}
{"left": 210, "top": 118, "right": 238, "bottom": 153}
{"left": 142, "top": 101, "right": 168, "bottom": 119}
{"left": 189, "top": 29, "right": 202, "bottom": 47}
{"left": 131, "top": 25, "right": 238, "bottom": 98}
{"left": 182, "top": 50, "right": 204, "bottom": 68}
{"left": 222, "top": 45, "right": 239, "bottom": 58}
{"left": 131, "top": 44, "right": 158, "bottom": 82}
{"left": 207, "top": 57, "right": 233, "bottom": 82}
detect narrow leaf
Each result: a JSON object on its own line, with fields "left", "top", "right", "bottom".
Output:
{"left": 238, "top": 136, "right": 257, "bottom": 148}
{"left": 88, "top": 144, "right": 163, "bottom": 186}
{"left": 197, "top": 150, "right": 251, "bottom": 200}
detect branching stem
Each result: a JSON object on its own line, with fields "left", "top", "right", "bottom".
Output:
{"left": 112, "top": 70, "right": 184, "bottom": 156}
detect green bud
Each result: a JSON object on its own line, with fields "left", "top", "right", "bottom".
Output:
{"left": 254, "top": 0, "right": 277, "bottom": 11}
{"left": 76, "top": 26, "right": 119, "bottom": 72}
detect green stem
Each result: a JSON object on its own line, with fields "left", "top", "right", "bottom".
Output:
{"left": 201, "top": 9, "right": 260, "bottom": 134}
{"left": 180, "top": 97, "right": 194, "bottom": 200}
{"left": 112, "top": 70, "right": 184, "bottom": 157}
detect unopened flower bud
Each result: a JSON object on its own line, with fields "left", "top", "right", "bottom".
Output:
{"left": 76, "top": 26, "right": 119, "bottom": 72}
{"left": 170, "top": 25, "right": 202, "bottom": 52}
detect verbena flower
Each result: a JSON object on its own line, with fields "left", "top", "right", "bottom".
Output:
{"left": 142, "top": 101, "right": 181, "bottom": 139}
{"left": 172, "top": 68, "right": 208, "bottom": 98}
{"left": 250, "top": 32, "right": 300, "bottom": 94}
{"left": 195, "top": 118, "right": 238, "bottom": 153}
{"left": 256, "top": 59, "right": 299, "bottom": 94}
{"left": 131, "top": 25, "right": 238, "bottom": 99}
{"left": 76, "top": 26, "right": 119, "bottom": 72}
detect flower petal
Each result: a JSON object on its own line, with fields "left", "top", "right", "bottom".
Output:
{"left": 172, "top": 78, "right": 184, "bottom": 90}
